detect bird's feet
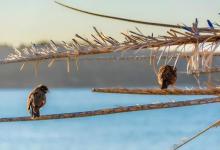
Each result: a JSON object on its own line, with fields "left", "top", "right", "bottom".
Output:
{"left": 31, "top": 115, "right": 40, "bottom": 119}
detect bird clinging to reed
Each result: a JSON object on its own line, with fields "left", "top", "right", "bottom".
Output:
{"left": 27, "top": 84, "right": 49, "bottom": 119}
{"left": 157, "top": 65, "right": 177, "bottom": 89}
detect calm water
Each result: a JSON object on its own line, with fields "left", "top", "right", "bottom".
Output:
{"left": 0, "top": 89, "right": 219, "bottom": 150}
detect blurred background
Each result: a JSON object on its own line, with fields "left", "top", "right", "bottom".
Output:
{"left": 0, "top": 0, "right": 219, "bottom": 88}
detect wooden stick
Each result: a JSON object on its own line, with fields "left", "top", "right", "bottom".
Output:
{"left": 0, "top": 97, "right": 219, "bottom": 123}
{"left": 92, "top": 88, "right": 220, "bottom": 95}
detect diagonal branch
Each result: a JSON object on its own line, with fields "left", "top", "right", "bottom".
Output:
{"left": 54, "top": 1, "right": 220, "bottom": 33}
{"left": 173, "top": 120, "right": 220, "bottom": 150}
{"left": 54, "top": 1, "right": 183, "bottom": 28}
{"left": 0, "top": 97, "right": 219, "bottom": 123}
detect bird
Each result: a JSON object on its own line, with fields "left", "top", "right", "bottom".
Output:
{"left": 27, "top": 84, "right": 49, "bottom": 119}
{"left": 157, "top": 65, "right": 177, "bottom": 89}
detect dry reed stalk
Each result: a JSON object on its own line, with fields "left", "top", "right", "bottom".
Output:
{"left": 1, "top": 22, "right": 219, "bottom": 78}
{"left": 19, "top": 63, "right": 25, "bottom": 71}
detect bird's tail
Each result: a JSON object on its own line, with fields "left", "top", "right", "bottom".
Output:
{"left": 161, "top": 81, "right": 168, "bottom": 89}
{"left": 31, "top": 107, "right": 40, "bottom": 118}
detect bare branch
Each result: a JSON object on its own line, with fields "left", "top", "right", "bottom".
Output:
{"left": 0, "top": 97, "right": 219, "bottom": 123}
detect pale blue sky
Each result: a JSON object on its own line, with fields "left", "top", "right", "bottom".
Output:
{"left": 0, "top": 0, "right": 219, "bottom": 46}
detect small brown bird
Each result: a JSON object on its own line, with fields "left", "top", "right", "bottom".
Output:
{"left": 27, "top": 84, "right": 49, "bottom": 118}
{"left": 157, "top": 65, "right": 177, "bottom": 89}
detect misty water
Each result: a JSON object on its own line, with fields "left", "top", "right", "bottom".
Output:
{"left": 0, "top": 89, "right": 219, "bottom": 150}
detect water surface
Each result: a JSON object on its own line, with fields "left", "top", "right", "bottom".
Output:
{"left": 0, "top": 89, "right": 219, "bottom": 150}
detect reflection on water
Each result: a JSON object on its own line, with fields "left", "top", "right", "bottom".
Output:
{"left": 0, "top": 89, "right": 219, "bottom": 150}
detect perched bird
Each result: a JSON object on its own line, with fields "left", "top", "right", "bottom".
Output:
{"left": 157, "top": 65, "right": 177, "bottom": 89}
{"left": 27, "top": 84, "right": 49, "bottom": 118}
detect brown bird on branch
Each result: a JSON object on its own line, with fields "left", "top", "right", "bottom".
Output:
{"left": 157, "top": 65, "right": 177, "bottom": 89}
{"left": 27, "top": 84, "right": 49, "bottom": 119}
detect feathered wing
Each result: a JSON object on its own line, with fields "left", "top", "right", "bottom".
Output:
{"left": 27, "top": 93, "right": 33, "bottom": 114}
{"left": 157, "top": 66, "right": 165, "bottom": 88}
